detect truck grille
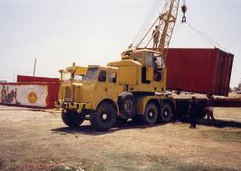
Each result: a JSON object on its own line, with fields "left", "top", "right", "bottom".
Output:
{"left": 64, "top": 87, "right": 71, "bottom": 102}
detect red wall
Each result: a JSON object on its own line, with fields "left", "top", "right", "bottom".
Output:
{"left": 46, "top": 82, "right": 60, "bottom": 108}
{"left": 17, "top": 75, "right": 60, "bottom": 83}
{"left": 17, "top": 75, "right": 60, "bottom": 107}
{"left": 1, "top": 76, "right": 60, "bottom": 108}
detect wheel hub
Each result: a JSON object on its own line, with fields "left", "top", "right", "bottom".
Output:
{"left": 149, "top": 112, "right": 153, "bottom": 117}
{"left": 124, "top": 99, "right": 133, "bottom": 112}
{"left": 164, "top": 111, "right": 168, "bottom": 116}
{"left": 102, "top": 113, "right": 108, "bottom": 120}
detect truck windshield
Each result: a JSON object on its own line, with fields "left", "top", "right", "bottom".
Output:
{"left": 73, "top": 75, "right": 84, "bottom": 81}
{"left": 85, "top": 67, "right": 99, "bottom": 81}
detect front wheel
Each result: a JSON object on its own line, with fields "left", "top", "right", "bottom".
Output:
{"left": 61, "top": 110, "right": 84, "bottom": 127}
{"left": 90, "top": 102, "right": 117, "bottom": 131}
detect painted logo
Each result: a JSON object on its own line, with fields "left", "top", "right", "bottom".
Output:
{"left": 28, "top": 91, "right": 38, "bottom": 104}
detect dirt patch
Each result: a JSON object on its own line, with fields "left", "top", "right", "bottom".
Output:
{"left": 0, "top": 105, "right": 241, "bottom": 171}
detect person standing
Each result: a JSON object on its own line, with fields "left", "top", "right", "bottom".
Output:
{"left": 1, "top": 85, "right": 7, "bottom": 102}
{"left": 152, "top": 25, "right": 160, "bottom": 49}
{"left": 204, "top": 93, "right": 215, "bottom": 122}
{"left": 189, "top": 97, "right": 200, "bottom": 129}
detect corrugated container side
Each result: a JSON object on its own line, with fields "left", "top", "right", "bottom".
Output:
{"left": 166, "top": 48, "right": 233, "bottom": 96}
{"left": 166, "top": 48, "right": 213, "bottom": 93}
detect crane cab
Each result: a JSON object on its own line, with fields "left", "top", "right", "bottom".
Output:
{"left": 109, "top": 48, "right": 167, "bottom": 94}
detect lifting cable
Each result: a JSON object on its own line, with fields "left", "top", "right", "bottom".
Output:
{"left": 184, "top": 22, "right": 229, "bottom": 52}
{"left": 133, "top": 0, "right": 164, "bottom": 46}
{"left": 132, "top": 0, "right": 159, "bottom": 44}
{"left": 133, "top": 0, "right": 161, "bottom": 45}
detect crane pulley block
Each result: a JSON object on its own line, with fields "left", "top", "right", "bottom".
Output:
{"left": 181, "top": 4, "right": 187, "bottom": 14}
{"left": 181, "top": 4, "right": 187, "bottom": 23}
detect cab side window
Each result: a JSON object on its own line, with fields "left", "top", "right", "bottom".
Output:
{"left": 145, "top": 52, "right": 154, "bottom": 67}
{"left": 98, "top": 71, "right": 106, "bottom": 82}
{"left": 134, "top": 54, "right": 142, "bottom": 62}
{"left": 108, "top": 73, "right": 117, "bottom": 83}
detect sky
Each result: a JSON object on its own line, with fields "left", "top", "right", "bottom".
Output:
{"left": 0, "top": 0, "right": 240, "bottom": 87}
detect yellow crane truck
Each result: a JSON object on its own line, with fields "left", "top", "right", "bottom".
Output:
{"left": 56, "top": 49, "right": 176, "bottom": 131}
{"left": 55, "top": 0, "right": 192, "bottom": 131}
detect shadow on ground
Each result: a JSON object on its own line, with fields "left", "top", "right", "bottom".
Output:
{"left": 51, "top": 121, "right": 167, "bottom": 136}
{"left": 198, "top": 119, "right": 241, "bottom": 128}
{"left": 51, "top": 118, "right": 241, "bottom": 136}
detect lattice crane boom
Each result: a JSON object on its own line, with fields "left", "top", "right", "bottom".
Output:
{"left": 133, "top": 0, "right": 187, "bottom": 60}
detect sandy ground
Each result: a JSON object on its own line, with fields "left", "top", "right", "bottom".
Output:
{"left": 0, "top": 105, "right": 241, "bottom": 171}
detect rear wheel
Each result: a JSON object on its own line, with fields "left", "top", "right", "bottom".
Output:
{"left": 158, "top": 103, "right": 173, "bottom": 123}
{"left": 142, "top": 103, "right": 158, "bottom": 125}
{"left": 90, "top": 102, "right": 117, "bottom": 131}
{"left": 133, "top": 103, "right": 158, "bottom": 125}
{"left": 61, "top": 110, "right": 84, "bottom": 127}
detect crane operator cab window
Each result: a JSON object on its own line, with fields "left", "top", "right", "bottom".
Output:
{"left": 153, "top": 56, "right": 164, "bottom": 81}
{"left": 134, "top": 53, "right": 142, "bottom": 63}
{"left": 145, "top": 52, "right": 164, "bottom": 81}
{"left": 145, "top": 52, "right": 153, "bottom": 67}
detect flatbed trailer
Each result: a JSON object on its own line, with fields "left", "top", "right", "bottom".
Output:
{"left": 171, "top": 94, "right": 241, "bottom": 119}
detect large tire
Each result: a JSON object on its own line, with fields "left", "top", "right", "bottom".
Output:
{"left": 90, "top": 102, "right": 117, "bottom": 131}
{"left": 119, "top": 92, "right": 136, "bottom": 119}
{"left": 132, "top": 103, "right": 158, "bottom": 125}
{"left": 142, "top": 103, "right": 158, "bottom": 125}
{"left": 158, "top": 103, "right": 173, "bottom": 123}
{"left": 62, "top": 110, "right": 84, "bottom": 127}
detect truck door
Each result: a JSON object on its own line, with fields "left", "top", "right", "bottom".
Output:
{"left": 95, "top": 70, "right": 108, "bottom": 100}
{"left": 106, "top": 72, "right": 119, "bottom": 99}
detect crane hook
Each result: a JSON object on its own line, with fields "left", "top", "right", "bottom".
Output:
{"left": 181, "top": 4, "right": 187, "bottom": 23}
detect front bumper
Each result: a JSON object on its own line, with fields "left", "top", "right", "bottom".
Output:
{"left": 55, "top": 101, "right": 91, "bottom": 113}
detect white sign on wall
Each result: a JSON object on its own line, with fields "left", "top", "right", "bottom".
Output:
{"left": 0, "top": 84, "right": 48, "bottom": 107}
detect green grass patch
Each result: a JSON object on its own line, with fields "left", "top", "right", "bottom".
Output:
{"left": 95, "top": 153, "right": 238, "bottom": 171}
{"left": 201, "top": 130, "right": 241, "bottom": 142}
